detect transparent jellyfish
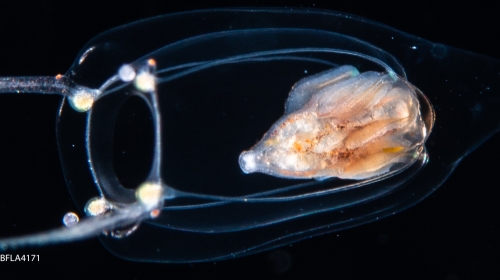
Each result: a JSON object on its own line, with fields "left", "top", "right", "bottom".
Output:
{"left": 0, "top": 8, "right": 498, "bottom": 263}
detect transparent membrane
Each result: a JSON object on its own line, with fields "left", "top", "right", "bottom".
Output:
{"left": 0, "top": 8, "right": 498, "bottom": 263}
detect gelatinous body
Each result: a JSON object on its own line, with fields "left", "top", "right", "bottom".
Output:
{"left": 240, "top": 66, "right": 427, "bottom": 180}
{"left": 0, "top": 8, "right": 498, "bottom": 264}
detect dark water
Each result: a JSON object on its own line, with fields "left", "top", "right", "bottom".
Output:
{"left": 0, "top": 1, "right": 498, "bottom": 279}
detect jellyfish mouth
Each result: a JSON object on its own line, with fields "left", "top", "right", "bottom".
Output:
{"left": 239, "top": 149, "right": 307, "bottom": 178}
{"left": 239, "top": 151, "right": 258, "bottom": 173}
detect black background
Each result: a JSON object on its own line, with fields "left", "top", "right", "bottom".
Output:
{"left": 0, "top": 1, "right": 499, "bottom": 279}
